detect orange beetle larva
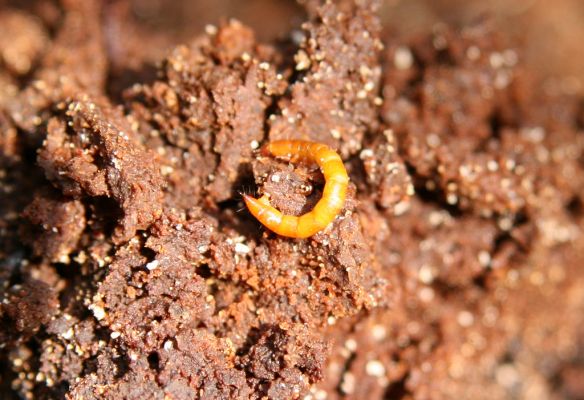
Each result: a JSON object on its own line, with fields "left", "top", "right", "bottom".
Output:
{"left": 243, "top": 140, "right": 349, "bottom": 238}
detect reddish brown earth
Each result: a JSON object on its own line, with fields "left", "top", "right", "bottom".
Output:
{"left": 0, "top": 1, "right": 583, "bottom": 399}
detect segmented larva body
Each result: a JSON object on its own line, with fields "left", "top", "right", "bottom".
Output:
{"left": 243, "top": 140, "right": 349, "bottom": 238}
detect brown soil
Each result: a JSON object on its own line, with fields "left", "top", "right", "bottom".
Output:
{"left": 1, "top": 1, "right": 583, "bottom": 399}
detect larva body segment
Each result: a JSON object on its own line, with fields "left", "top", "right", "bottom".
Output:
{"left": 244, "top": 140, "right": 349, "bottom": 238}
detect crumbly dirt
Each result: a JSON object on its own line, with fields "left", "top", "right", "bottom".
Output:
{"left": 1, "top": 1, "right": 583, "bottom": 399}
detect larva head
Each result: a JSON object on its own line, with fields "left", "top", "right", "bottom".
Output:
{"left": 259, "top": 143, "right": 273, "bottom": 157}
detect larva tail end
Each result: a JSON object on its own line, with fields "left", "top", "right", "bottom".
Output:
{"left": 242, "top": 193, "right": 255, "bottom": 203}
{"left": 242, "top": 194, "right": 261, "bottom": 214}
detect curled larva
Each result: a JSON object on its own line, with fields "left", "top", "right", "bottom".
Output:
{"left": 243, "top": 140, "right": 349, "bottom": 238}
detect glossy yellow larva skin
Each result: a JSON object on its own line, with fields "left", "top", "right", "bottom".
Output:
{"left": 243, "top": 140, "right": 349, "bottom": 238}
